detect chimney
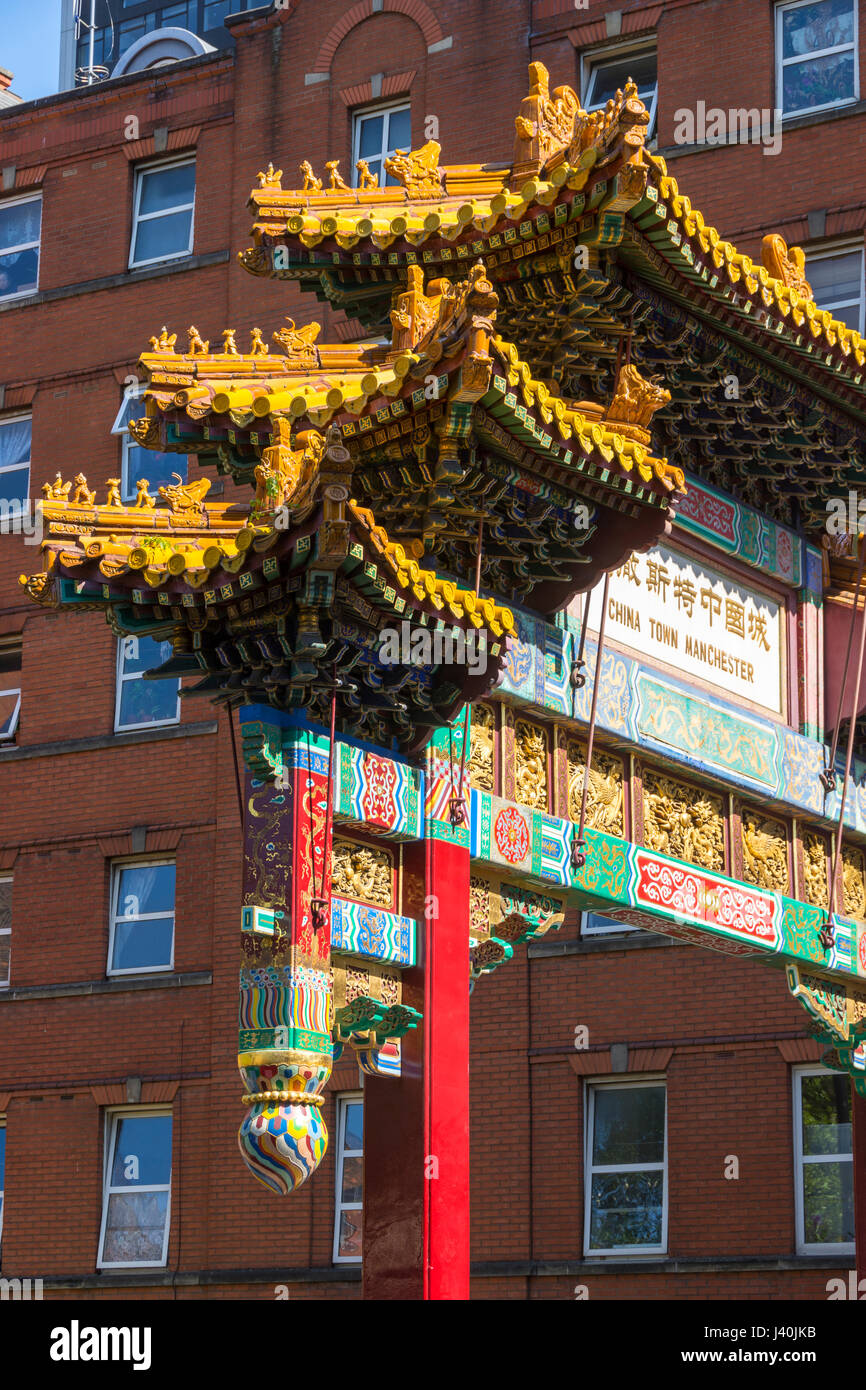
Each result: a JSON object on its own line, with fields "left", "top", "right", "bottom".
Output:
{"left": 0, "top": 69, "right": 13, "bottom": 91}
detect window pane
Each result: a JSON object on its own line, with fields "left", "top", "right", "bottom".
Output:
{"left": 0, "top": 418, "right": 31, "bottom": 468}
{"left": 592, "top": 1086, "right": 665, "bottom": 1165}
{"left": 123, "top": 443, "right": 184, "bottom": 500}
{"left": 338, "top": 1208, "right": 362, "bottom": 1259}
{"left": 132, "top": 209, "right": 193, "bottom": 264}
{"left": 0, "top": 692, "right": 20, "bottom": 738}
{"left": 0, "top": 467, "right": 28, "bottom": 507}
{"left": 588, "top": 54, "right": 657, "bottom": 108}
{"left": 781, "top": 0, "right": 855, "bottom": 61}
{"left": 340, "top": 1154, "right": 363, "bottom": 1204}
{"left": 103, "top": 1191, "right": 169, "bottom": 1263}
{"left": 0, "top": 882, "right": 10, "bottom": 933}
{"left": 0, "top": 200, "right": 41, "bottom": 253}
{"left": 358, "top": 114, "right": 384, "bottom": 159}
{"left": 118, "top": 675, "right": 179, "bottom": 728}
{"left": 111, "top": 916, "right": 174, "bottom": 971}
{"left": 138, "top": 164, "right": 195, "bottom": 216}
{"left": 343, "top": 1101, "right": 363, "bottom": 1151}
{"left": 117, "top": 863, "right": 176, "bottom": 917}
{"left": 808, "top": 250, "right": 861, "bottom": 305}
{"left": 110, "top": 1115, "right": 172, "bottom": 1187}
{"left": 385, "top": 107, "right": 411, "bottom": 151}
{"left": 0, "top": 1126, "right": 5, "bottom": 1183}
{"left": 589, "top": 1169, "right": 664, "bottom": 1248}
{"left": 801, "top": 1073, "right": 852, "bottom": 1154}
{"left": 782, "top": 51, "right": 855, "bottom": 112}
{"left": 0, "top": 937, "right": 10, "bottom": 986}
{"left": 0, "top": 248, "right": 39, "bottom": 298}
{"left": 803, "top": 1159, "right": 854, "bottom": 1244}
{"left": 120, "top": 635, "right": 172, "bottom": 676}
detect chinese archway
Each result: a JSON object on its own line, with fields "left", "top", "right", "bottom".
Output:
{"left": 21, "top": 63, "right": 866, "bottom": 1297}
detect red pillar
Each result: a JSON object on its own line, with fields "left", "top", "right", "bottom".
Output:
{"left": 363, "top": 725, "right": 471, "bottom": 1300}
{"left": 854, "top": 1087, "right": 866, "bottom": 1288}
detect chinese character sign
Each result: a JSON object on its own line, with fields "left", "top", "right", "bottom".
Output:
{"left": 581, "top": 544, "right": 784, "bottom": 716}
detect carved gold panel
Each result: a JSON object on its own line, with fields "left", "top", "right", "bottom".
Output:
{"left": 332, "top": 837, "right": 394, "bottom": 909}
{"left": 802, "top": 829, "right": 829, "bottom": 909}
{"left": 470, "top": 874, "right": 491, "bottom": 939}
{"left": 566, "top": 738, "right": 624, "bottom": 836}
{"left": 842, "top": 844, "right": 866, "bottom": 920}
{"left": 469, "top": 703, "right": 496, "bottom": 793}
{"left": 514, "top": 716, "right": 548, "bottom": 812}
{"left": 740, "top": 806, "right": 789, "bottom": 893}
{"left": 642, "top": 768, "right": 724, "bottom": 872}
{"left": 332, "top": 960, "right": 401, "bottom": 1012}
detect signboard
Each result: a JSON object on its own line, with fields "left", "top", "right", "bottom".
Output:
{"left": 583, "top": 543, "right": 785, "bottom": 717}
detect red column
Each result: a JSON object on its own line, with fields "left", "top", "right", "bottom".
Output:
{"left": 854, "top": 1087, "right": 866, "bottom": 1288}
{"left": 423, "top": 834, "right": 470, "bottom": 1299}
{"left": 363, "top": 724, "right": 471, "bottom": 1300}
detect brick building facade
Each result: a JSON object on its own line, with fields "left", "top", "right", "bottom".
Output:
{"left": 0, "top": 0, "right": 863, "bottom": 1299}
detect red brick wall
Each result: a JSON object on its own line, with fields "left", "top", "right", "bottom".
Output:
{"left": 0, "top": 0, "right": 858, "bottom": 1301}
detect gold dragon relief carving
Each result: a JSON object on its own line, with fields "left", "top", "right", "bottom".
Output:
{"left": 331, "top": 837, "right": 394, "bottom": 909}
{"left": 514, "top": 717, "right": 549, "bottom": 812}
{"left": 470, "top": 874, "right": 492, "bottom": 939}
{"left": 642, "top": 768, "right": 725, "bottom": 872}
{"left": 740, "top": 807, "right": 789, "bottom": 893}
{"left": 566, "top": 738, "right": 624, "bottom": 836}
{"left": 802, "top": 829, "right": 830, "bottom": 909}
{"left": 842, "top": 844, "right": 866, "bottom": 920}
{"left": 469, "top": 703, "right": 496, "bottom": 792}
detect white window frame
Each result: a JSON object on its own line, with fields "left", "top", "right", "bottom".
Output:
{"left": 581, "top": 911, "right": 639, "bottom": 937}
{"left": 0, "top": 192, "right": 41, "bottom": 302}
{"left": 792, "top": 1064, "right": 855, "bottom": 1255}
{"left": 0, "top": 877, "right": 10, "bottom": 989}
{"left": 584, "top": 1077, "right": 668, "bottom": 1257}
{"left": 581, "top": 42, "right": 658, "bottom": 139}
{"left": 351, "top": 101, "right": 411, "bottom": 188}
{"left": 114, "top": 635, "right": 181, "bottom": 734}
{"left": 108, "top": 857, "right": 175, "bottom": 977}
{"left": 0, "top": 1116, "right": 5, "bottom": 1252}
{"left": 0, "top": 412, "right": 31, "bottom": 513}
{"left": 129, "top": 156, "right": 196, "bottom": 271}
{"left": 0, "top": 633, "right": 22, "bottom": 747}
{"left": 333, "top": 1092, "right": 363, "bottom": 1264}
{"left": 97, "top": 1107, "right": 172, "bottom": 1269}
{"left": 776, "top": 0, "right": 859, "bottom": 120}
{"left": 805, "top": 239, "right": 866, "bottom": 334}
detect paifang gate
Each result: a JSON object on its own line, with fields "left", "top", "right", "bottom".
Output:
{"left": 20, "top": 61, "right": 866, "bottom": 1298}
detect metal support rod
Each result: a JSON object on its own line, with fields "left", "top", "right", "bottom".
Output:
{"left": 474, "top": 512, "right": 484, "bottom": 597}
{"left": 829, "top": 568, "right": 866, "bottom": 932}
{"left": 824, "top": 542, "right": 866, "bottom": 790}
{"left": 573, "top": 571, "right": 610, "bottom": 866}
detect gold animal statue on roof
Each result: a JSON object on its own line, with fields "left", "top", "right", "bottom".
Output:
{"left": 273, "top": 317, "right": 321, "bottom": 358}
{"left": 149, "top": 327, "right": 177, "bottom": 352}
{"left": 133, "top": 479, "right": 155, "bottom": 509}
{"left": 257, "top": 162, "right": 282, "bottom": 189}
{"left": 187, "top": 325, "right": 209, "bottom": 355}
{"left": 250, "top": 327, "right": 269, "bottom": 356}
{"left": 42, "top": 472, "right": 70, "bottom": 500}
{"left": 70, "top": 474, "right": 95, "bottom": 506}
{"left": 761, "top": 234, "right": 812, "bottom": 300}
{"left": 356, "top": 159, "right": 378, "bottom": 190}
{"left": 222, "top": 328, "right": 240, "bottom": 355}
{"left": 158, "top": 474, "right": 211, "bottom": 513}
{"left": 324, "top": 160, "right": 350, "bottom": 191}
{"left": 106, "top": 479, "right": 123, "bottom": 507}
{"left": 383, "top": 141, "right": 443, "bottom": 198}
{"left": 300, "top": 160, "right": 322, "bottom": 191}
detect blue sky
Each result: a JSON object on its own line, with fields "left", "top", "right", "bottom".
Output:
{"left": 0, "top": 0, "right": 63, "bottom": 101}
